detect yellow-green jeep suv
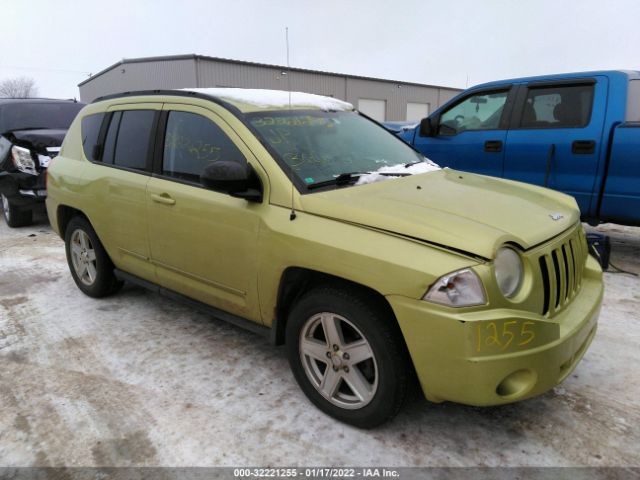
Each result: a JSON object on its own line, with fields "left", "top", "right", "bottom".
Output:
{"left": 46, "top": 88, "right": 603, "bottom": 428}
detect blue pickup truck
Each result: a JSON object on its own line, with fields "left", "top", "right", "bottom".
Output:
{"left": 399, "top": 70, "right": 640, "bottom": 226}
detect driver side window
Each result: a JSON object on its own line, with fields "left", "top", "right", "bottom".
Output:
{"left": 162, "top": 111, "right": 246, "bottom": 183}
{"left": 439, "top": 90, "right": 509, "bottom": 135}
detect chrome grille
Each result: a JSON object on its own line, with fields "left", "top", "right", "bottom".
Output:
{"left": 538, "top": 227, "right": 587, "bottom": 317}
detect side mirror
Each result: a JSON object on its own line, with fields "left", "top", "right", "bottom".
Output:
{"left": 200, "top": 161, "right": 262, "bottom": 202}
{"left": 419, "top": 116, "right": 437, "bottom": 137}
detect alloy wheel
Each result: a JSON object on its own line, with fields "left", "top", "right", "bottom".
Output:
{"left": 1, "top": 194, "right": 10, "bottom": 222}
{"left": 70, "top": 229, "right": 98, "bottom": 286}
{"left": 299, "top": 312, "right": 378, "bottom": 409}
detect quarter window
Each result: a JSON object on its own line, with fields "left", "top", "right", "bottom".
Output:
{"left": 439, "top": 91, "right": 508, "bottom": 135}
{"left": 162, "top": 111, "right": 246, "bottom": 183}
{"left": 81, "top": 113, "right": 105, "bottom": 161}
{"left": 520, "top": 84, "right": 594, "bottom": 129}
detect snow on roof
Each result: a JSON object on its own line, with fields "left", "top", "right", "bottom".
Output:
{"left": 180, "top": 88, "right": 353, "bottom": 112}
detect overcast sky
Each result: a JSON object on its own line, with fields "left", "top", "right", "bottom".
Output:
{"left": 2, "top": 0, "right": 639, "bottom": 99}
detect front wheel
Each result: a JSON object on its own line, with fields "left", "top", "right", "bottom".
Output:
{"left": 286, "top": 286, "right": 411, "bottom": 428}
{"left": 1, "top": 194, "right": 32, "bottom": 228}
{"left": 64, "top": 216, "right": 123, "bottom": 297}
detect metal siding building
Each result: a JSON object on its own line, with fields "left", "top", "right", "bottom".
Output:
{"left": 78, "top": 54, "right": 461, "bottom": 122}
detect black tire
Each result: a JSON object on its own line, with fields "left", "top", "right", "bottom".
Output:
{"left": 64, "top": 216, "right": 123, "bottom": 298}
{"left": 285, "top": 285, "right": 411, "bottom": 428}
{"left": 1, "top": 194, "right": 33, "bottom": 228}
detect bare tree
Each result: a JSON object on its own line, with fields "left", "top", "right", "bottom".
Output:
{"left": 0, "top": 77, "right": 39, "bottom": 98}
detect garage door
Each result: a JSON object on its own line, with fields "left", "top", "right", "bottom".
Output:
{"left": 358, "top": 99, "right": 386, "bottom": 122}
{"left": 406, "top": 102, "right": 430, "bottom": 121}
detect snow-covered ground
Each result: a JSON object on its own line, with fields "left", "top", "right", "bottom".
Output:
{"left": 1, "top": 213, "right": 639, "bottom": 467}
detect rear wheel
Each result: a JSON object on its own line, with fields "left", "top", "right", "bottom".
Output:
{"left": 64, "top": 216, "right": 123, "bottom": 297}
{"left": 286, "top": 286, "right": 411, "bottom": 428}
{"left": 1, "top": 194, "right": 33, "bottom": 228}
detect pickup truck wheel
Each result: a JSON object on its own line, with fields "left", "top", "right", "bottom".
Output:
{"left": 286, "top": 286, "right": 410, "bottom": 428}
{"left": 65, "top": 216, "right": 123, "bottom": 298}
{"left": 1, "top": 194, "right": 33, "bottom": 228}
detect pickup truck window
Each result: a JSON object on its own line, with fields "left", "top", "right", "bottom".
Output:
{"left": 626, "top": 80, "right": 640, "bottom": 122}
{"left": 438, "top": 91, "right": 508, "bottom": 135}
{"left": 520, "top": 84, "right": 594, "bottom": 129}
{"left": 162, "top": 111, "right": 246, "bottom": 183}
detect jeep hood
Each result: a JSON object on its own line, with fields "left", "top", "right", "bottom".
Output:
{"left": 299, "top": 169, "right": 579, "bottom": 259}
{"left": 8, "top": 129, "right": 66, "bottom": 149}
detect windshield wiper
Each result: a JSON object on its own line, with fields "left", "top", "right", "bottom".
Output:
{"left": 307, "top": 172, "right": 365, "bottom": 190}
{"left": 404, "top": 160, "right": 425, "bottom": 167}
{"left": 306, "top": 170, "right": 417, "bottom": 190}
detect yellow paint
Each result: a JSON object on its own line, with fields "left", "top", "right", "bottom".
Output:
{"left": 476, "top": 320, "right": 536, "bottom": 353}
{"left": 45, "top": 91, "right": 604, "bottom": 407}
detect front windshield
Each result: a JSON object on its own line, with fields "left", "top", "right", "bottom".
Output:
{"left": 247, "top": 110, "right": 424, "bottom": 187}
{"left": 0, "top": 102, "right": 84, "bottom": 134}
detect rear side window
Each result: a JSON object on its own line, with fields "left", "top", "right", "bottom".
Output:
{"left": 81, "top": 113, "right": 105, "bottom": 161}
{"left": 162, "top": 111, "right": 246, "bottom": 183}
{"left": 520, "top": 84, "right": 594, "bottom": 129}
{"left": 626, "top": 80, "right": 640, "bottom": 122}
{"left": 113, "top": 110, "right": 156, "bottom": 170}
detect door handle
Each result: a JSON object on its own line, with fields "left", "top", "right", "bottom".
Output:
{"left": 150, "top": 193, "right": 176, "bottom": 205}
{"left": 572, "top": 140, "right": 596, "bottom": 154}
{"left": 484, "top": 140, "right": 503, "bottom": 152}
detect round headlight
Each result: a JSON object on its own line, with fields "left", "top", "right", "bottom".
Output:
{"left": 494, "top": 247, "right": 523, "bottom": 298}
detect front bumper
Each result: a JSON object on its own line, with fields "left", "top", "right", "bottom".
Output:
{"left": 0, "top": 171, "right": 46, "bottom": 207}
{"left": 388, "top": 254, "right": 603, "bottom": 406}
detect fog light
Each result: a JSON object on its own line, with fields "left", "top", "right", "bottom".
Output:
{"left": 496, "top": 369, "right": 537, "bottom": 397}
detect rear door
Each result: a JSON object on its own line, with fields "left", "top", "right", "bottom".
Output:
{"left": 598, "top": 78, "right": 640, "bottom": 224}
{"left": 503, "top": 77, "right": 608, "bottom": 215}
{"left": 83, "top": 104, "right": 161, "bottom": 282}
{"left": 412, "top": 87, "right": 515, "bottom": 177}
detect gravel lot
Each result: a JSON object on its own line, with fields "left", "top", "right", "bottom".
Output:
{"left": 1, "top": 213, "right": 639, "bottom": 467}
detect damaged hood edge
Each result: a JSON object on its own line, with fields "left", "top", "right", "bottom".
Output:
{"left": 299, "top": 169, "right": 580, "bottom": 259}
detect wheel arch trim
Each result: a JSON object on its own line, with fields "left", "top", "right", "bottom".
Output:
{"left": 271, "top": 266, "right": 399, "bottom": 346}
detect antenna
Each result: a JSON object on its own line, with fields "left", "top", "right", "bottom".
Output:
{"left": 286, "top": 26, "right": 297, "bottom": 221}
{"left": 286, "top": 27, "right": 292, "bottom": 109}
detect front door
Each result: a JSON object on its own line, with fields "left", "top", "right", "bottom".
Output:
{"left": 412, "top": 88, "right": 514, "bottom": 177}
{"left": 146, "top": 104, "right": 264, "bottom": 321}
